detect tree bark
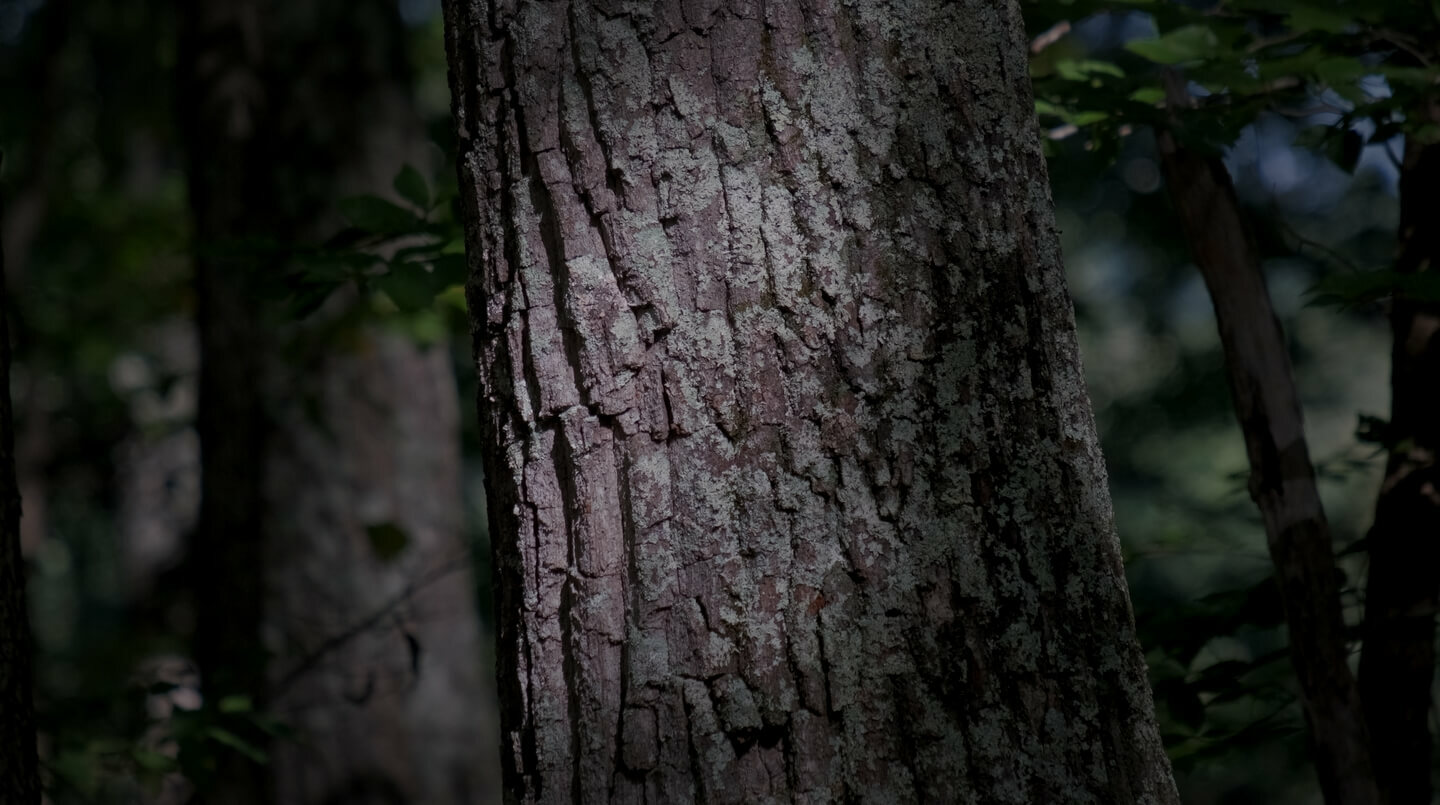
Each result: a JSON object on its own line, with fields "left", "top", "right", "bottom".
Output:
{"left": 1358, "top": 111, "right": 1440, "bottom": 805}
{"left": 1154, "top": 75, "right": 1379, "bottom": 805}
{"left": 179, "top": 1, "right": 498, "bottom": 803}
{"left": 0, "top": 160, "right": 42, "bottom": 805}
{"left": 443, "top": 1, "right": 1178, "bottom": 802}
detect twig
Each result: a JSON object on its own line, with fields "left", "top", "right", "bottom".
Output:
{"left": 270, "top": 556, "right": 471, "bottom": 697}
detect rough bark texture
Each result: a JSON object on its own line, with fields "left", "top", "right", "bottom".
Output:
{"left": 444, "top": 1, "right": 1178, "bottom": 802}
{"left": 1358, "top": 120, "right": 1440, "bottom": 805}
{"left": 0, "top": 164, "right": 42, "bottom": 805}
{"left": 180, "top": 1, "right": 498, "bottom": 803}
{"left": 1155, "top": 76, "right": 1379, "bottom": 805}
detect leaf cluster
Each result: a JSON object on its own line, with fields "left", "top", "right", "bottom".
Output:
{"left": 249, "top": 164, "right": 468, "bottom": 324}
{"left": 1028, "top": 0, "right": 1440, "bottom": 167}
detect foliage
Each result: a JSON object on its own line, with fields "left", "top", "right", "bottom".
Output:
{"left": 1030, "top": 0, "right": 1440, "bottom": 162}
{"left": 44, "top": 688, "right": 291, "bottom": 801}
{"left": 251, "top": 163, "right": 468, "bottom": 324}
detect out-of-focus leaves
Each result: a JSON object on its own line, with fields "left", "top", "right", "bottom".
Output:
{"left": 1126, "top": 25, "right": 1220, "bottom": 65}
{"left": 204, "top": 727, "right": 268, "bottom": 764}
{"left": 429, "top": 253, "right": 468, "bottom": 287}
{"left": 1308, "top": 270, "right": 1440, "bottom": 309}
{"left": 131, "top": 748, "right": 178, "bottom": 773}
{"left": 1214, "top": 577, "right": 1287, "bottom": 628}
{"left": 217, "top": 695, "right": 252, "bottom": 714}
{"left": 377, "top": 269, "right": 440, "bottom": 313}
{"left": 1294, "top": 122, "right": 1362, "bottom": 173}
{"left": 436, "top": 285, "right": 468, "bottom": 313}
{"left": 1156, "top": 677, "right": 1207, "bottom": 731}
{"left": 337, "top": 194, "right": 423, "bottom": 235}
{"left": 1166, "top": 708, "right": 1304, "bottom": 772}
{"left": 323, "top": 226, "right": 372, "bottom": 250}
{"left": 1055, "top": 58, "right": 1127, "bottom": 81}
{"left": 393, "top": 164, "right": 431, "bottom": 211}
{"left": 1130, "top": 86, "right": 1165, "bottom": 104}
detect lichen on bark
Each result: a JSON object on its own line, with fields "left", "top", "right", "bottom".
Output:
{"left": 443, "top": 0, "right": 1179, "bottom": 802}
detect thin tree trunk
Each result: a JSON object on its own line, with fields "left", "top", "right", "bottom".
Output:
{"left": 1357, "top": 117, "right": 1440, "bottom": 805}
{"left": 0, "top": 160, "right": 42, "bottom": 805}
{"left": 179, "top": 2, "right": 498, "bottom": 803}
{"left": 444, "top": 1, "right": 1178, "bottom": 802}
{"left": 178, "top": 3, "right": 272, "bottom": 797}
{"left": 1154, "top": 74, "right": 1379, "bottom": 805}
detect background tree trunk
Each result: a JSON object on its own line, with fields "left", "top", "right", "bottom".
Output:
{"left": 1154, "top": 73, "right": 1378, "bottom": 805}
{"left": 0, "top": 161, "right": 42, "bottom": 805}
{"left": 443, "top": 0, "right": 1178, "bottom": 802}
{"left": 1358, "top": 125, "right": 1440, "bottom": 805}
{"left": 179, "top": 1, "right": 498, "bottom": 803}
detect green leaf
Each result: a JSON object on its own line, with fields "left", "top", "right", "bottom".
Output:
{"left": 436, "top": 285, "right": 468, "bottom": 313}
{"left": 1069, "top": 110, "right": 1110, "bottom": 126}
{"left": 429, "top": 253, "right": 468, "bottom": 287}
{"left": 219, "top": 695, "right": 253, "bottom": 714}
{"left": 392, "top": 242, "right": 448, "bottom": 265}
{"left": 1380, "top": 65, "right": 1440, "bottom": 89}
{"left": 1314, "top": 58, "right": 1366, "bottom": 88}
{"left": 365, "top": 522, "right": 410, "bottom": 561}
{"left": 249, "top": 714, "right": 296, "bottom": 739}
{"left": 1035, "top": 99, "right": 1065, "bottom": 118}
{"left": 132, "top": 748, "right": 179, "bottom": 773}
{"left": 377, "top": 271, "right": 436, "bottom": 313}
{"left": 50, "top": 748, "right": 100, "bottom": 795}
{"left": 1255, "top": 48, "right": 1324, "bottom": 82}
{"left": 206, "top": 727, "right": 269, "bottom": 764}
{"left": 397, "top": 310, "right": 450, "bottom": 345}
{"left": 1287, "top": 5, "right": 1355, "bottom": 33}
{"left": 1126, "top": 25, "right": 1220, "bottom": 65}
{"left": 393, "top": 164, "right": 431, "bottom": 211}
{"left": 1129, "top": 87, "right": 1166, "bottom": 105}
{"left": 1055, "top": 59, "right": 1126, "bottom": 82}
{"left": 338, "top": 195, "right": 423, "bottom": 236}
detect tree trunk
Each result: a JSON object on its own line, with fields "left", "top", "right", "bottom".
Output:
{"left": 179, "top": 1, "right": 498, "bottom": 803}
{"left": 1154, "top": 72, "right": 1378, "bottom": 805}
{"left": 0, "top": 163, "right": 42, "bottom": 805}
{"left": 442, "top": 1, "right": 1178, "bottom": 802}
{"left": 1358, "top": 123, "right": 1440, "bottom": 805}
{"left": 263, "top": 333, "right": 499, "bottom": 805}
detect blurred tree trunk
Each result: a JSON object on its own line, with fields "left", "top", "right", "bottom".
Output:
{"left": 178, "top": 2, "right": 498, "bottom": 804}
{"left": 0, "top": 165, "right": 42, "bottom": 805}
{"left": 443, "top": 1, "right": 1178, "bottom": 802}
{"left": 1154, "top": 74, "right": 1379, "bottom": 805}
{"left": 1358, "top": 128, "right": 1440, "bottom": 805}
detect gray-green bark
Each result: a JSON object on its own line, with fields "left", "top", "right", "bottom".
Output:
{"left": 442, "top": 0, "right": 1178, "bottom": 802}
{"left": 180, "top": 1, "right": 498, "bottom": 802}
